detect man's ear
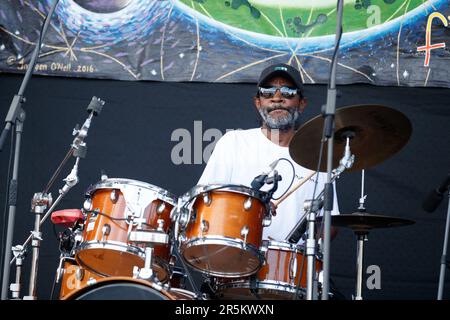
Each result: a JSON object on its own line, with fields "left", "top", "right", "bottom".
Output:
{"left": 253, "top": 96, "right": 261, "bottom": 109}
{"left": 299, "top": 97, "right": 307, "bottom": 113}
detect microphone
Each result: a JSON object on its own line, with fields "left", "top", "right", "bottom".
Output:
{"left": 250, "top": 159, "right": 280, "bottom": 190}
{"left": 422, "top": 174, "right": 450, "bottom": 213}
{"left": 72, "top": 97, "right": 105, "bottom": 149}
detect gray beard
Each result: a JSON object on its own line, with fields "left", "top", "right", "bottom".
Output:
{"left": 259, "top": 104, "right": 301, "bottom": 130}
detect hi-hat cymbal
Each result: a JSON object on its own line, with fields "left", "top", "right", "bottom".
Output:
{"left": 318, "top": 212, "right": 415, "bottom": 233}
{"left": 289, "top": 105, "right": 412, "bottom": 172}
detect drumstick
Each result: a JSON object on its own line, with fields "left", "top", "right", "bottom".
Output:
{"left": 273, "top": 170, "right": 316, "bottom": 208}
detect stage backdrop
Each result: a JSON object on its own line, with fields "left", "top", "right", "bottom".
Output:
{"left": 0, "top": 73, "right": 450, "bottom": 300}
{"left": 0, "top": 0, "right": 450, "bottom": 87}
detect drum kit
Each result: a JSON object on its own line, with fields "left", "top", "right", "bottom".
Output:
{"left": 5, "top": 103, "right": 416, "bottom": 300}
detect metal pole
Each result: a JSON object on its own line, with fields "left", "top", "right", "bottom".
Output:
{"left": 0, "top": 0, "right": 61, "bottom": 300}
{"left": 1, "top": 117, "right": 24, "bottom": 300}
{"left": 321, "top": 0, "right": 344, "bottom": 300}
{"left": 437, "top": 190, "right": 450, "bottom": 300}
{"left": 355, "top": 233, "right": 367, "bottom": 300}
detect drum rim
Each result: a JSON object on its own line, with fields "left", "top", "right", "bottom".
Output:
{"left": 86, "top": 178, "right": 178, "bottom": 205}
{"left": 181, "top": 236, "right": 263, "bottom": 277}
{"left": 217, "top": 279, "right": 307, "bottom": 295}
{"left": 61, "top": 276, "right": 173, "bottom": 300}
{"left": 262, "top": 239, "right": 303, "bottom": 251}
{"left": 183, "top": 184, "right": 269, "bottom": 203}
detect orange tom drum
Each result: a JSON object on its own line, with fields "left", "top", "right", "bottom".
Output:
{"left": 178, "top": 185, "right": 271, "bottom": 278}
{"left": 75, "top": 178, "right": 177, "bottom": 282}
{"left": 215, "top": 240, "right": 323, "bottom": 299}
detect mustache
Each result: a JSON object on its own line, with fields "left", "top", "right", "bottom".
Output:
{"left": 264, "top": 104, "right": 292, "bottom": 113}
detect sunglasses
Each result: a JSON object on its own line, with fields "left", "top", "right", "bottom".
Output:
{"left": 258, "top": 86, "right": 299, "bottom": 99}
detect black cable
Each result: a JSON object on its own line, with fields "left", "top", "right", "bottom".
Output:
{"left": 0, "top": 130, "right": 15, "bottom": 286}
{"left": 49, "top": 264, "right": 58, "bottom": 300}
{"left": 272, "top": 157, "right": 295, "bottom": 201}
{"left": 180, "top": 184, "right": 242, "bottom": 209}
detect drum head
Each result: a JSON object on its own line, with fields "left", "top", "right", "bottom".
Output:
{"left": 65, "top": 278, "right": 172, "bottom": 300}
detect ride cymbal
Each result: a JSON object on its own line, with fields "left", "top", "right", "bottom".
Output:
{"left": 289, "top": 105, "right": 412, "bottom": 172}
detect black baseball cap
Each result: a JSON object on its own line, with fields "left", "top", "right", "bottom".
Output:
{"left": 257, "top": 63, "right": 304, "bottom": 96}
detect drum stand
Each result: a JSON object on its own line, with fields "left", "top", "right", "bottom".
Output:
{"left": 129, "top": 219, "right": 169, "bottom": 282}
{"left": 354, "top": 170, "right": 368, "bottom": 301}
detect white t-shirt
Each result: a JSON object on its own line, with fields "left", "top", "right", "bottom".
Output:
{"left": 198, "top": 128, "right": 339, "bottom": 242}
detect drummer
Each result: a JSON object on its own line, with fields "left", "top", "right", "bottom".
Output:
{"left": 198, "top": 63, "right": 339, "bottom": 243}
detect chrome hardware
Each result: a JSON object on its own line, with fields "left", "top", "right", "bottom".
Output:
{"left": 101, "top": 224, "right": 111, "bottom": 242}
{"left": 200, "top": 220, "right": 209, "bottom": 233}
{"left": 75, "top": 267, "right": 85, "bottom": 281}
{"left": 289, "top": 253, "right": 298, "bottom": 281}
{"left": 240, "top": 225, "right": 249, "bottom": 245}
{"left": 83, "top": 198, "right": 92, "bottom": 211}
{"left": 202, "top": 193, "right": 211, "bottom": 206}
{"left": 157, "top": 202, "right": 166, "bottom": 214}
{"left": 244, "top": 197, "right": 252, "bottom": 211}
{"left": 263, "top": 214, "right": 272, "bottom": 227}
{"left": 157, "top": 219, "right": 165, "bottom": 232}
{"left": 110, "top": 189, "right": 118, "bottom": 203}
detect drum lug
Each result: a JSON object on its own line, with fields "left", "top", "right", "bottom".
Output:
{"left": 157, "top": 219, "right": 165, "bottom": 232}
{"left": 75, "top": 267, "right": 85, "bottom": 281}
{"left": 110, "top": 189, "right": 118, "bottom": 203}
{"left": 200, "top": 220, "right": 209, "bottom": 234}
{"left": 101, "top": 224, "right": 111, "bottom": 243}
{"left": 83, "top": 198, "right": 92, "bottom": 211}
{"left": 157, "top": 202, "right": 166, "bottom": 214}
{"left": 202, "top": 193, "right": 211, "bottom": 206}
{"left": 289, "top": 253, "right": 298, "bottom": 282}
{"left": 240, "top": 225, "right": 249, "bottom": 245}
{"left": 86, "top": 278, "right": 97, "bottom": 286}
{"left": 244, "top": 197, "right": 252, "bottom": 211}
{"left": 262, "top": 214, "right": 272, "bottom": 227}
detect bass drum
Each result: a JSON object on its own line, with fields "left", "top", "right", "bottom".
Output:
{"left": 62, "top": 277, "right": 182, "bottom": 300}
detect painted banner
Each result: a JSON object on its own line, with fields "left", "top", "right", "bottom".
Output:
{"left": 0, "top": 0, "right": 449, "bottom": 87}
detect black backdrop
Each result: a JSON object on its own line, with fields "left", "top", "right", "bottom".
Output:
{"left": 0, "top": 73, "right": 449, "bottom": 300}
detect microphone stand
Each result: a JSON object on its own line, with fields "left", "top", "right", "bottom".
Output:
{"left": 438, "top": 189, "right": 450, "bottom": 300}
{"left": 0, "top": 0, "right": 61, "bottom": 300}
{"left": 7, "top": 97, "right": 103, "bottom": 300}
{"left": 286, "top": 136, "right": 354, "bottom": 300}
{"left": 321, "top": 0, "right": 344, "bottom": 300}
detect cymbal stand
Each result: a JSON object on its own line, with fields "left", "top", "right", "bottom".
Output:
{"left": 354, "top": 169, "right": 369, "bottom": 300}
{"left": 292, "top": 136, "right": 354, "bottom": 300}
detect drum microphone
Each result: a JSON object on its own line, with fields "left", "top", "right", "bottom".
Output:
{"left": 251, "top": 159, "right": 281, "bottom": 190}
{"left": 422, "top": 173, "right": 450, "bottom": 213}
